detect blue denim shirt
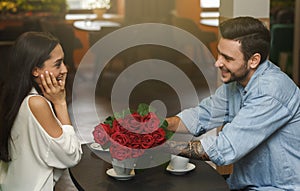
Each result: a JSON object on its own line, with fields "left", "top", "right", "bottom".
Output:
{"left": 177, "top": 61, "right": 300, "bottom": 190}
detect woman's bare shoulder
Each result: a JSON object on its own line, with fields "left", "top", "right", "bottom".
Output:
{"left": 28, "top": 95, "right": 49, "bottom": 110}
{"left": 28, "top": 95, "right": 63, "bottom": 138}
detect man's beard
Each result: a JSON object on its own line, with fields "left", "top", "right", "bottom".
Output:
{"left": 223, "top": 62, "right": 250, "bottom": 84}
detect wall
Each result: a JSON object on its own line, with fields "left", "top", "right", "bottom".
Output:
{"left": 175, "top": 0, "right": 219, "bottom": 58}
{"left": 175, "top": 0, "right": 201, "bottom": 23}
{"left": 220, "top": 0, "right": 269, "bottom": 18}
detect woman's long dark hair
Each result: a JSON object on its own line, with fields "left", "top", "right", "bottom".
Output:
{"left": 0, "top": 31, "right": 59, "bottom": 162}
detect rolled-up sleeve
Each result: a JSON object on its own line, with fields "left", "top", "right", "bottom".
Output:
{"left": 201, "top": 94, "right": 292, "bottom": 166}
{"left": 177, "top": 84, "right": 229, "bottom": 136}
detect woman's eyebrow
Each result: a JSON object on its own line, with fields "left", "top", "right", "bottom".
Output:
{"left": 53, "top": 58, "right": 64, "bottom": 64}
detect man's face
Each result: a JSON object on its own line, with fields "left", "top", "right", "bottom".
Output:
{"left": 215, "top": 38, "right": 253, "bottom": 87}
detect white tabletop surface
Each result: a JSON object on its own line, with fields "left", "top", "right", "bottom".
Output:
{"left": 73, "top": 20, "right": 121, "bottom": 31}
{"left": 66, "top": 13, "right": 123, "bottom": 21}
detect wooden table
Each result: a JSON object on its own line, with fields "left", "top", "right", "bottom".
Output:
{"left": 70, "top": 144, "right": 229, "bottom": 191}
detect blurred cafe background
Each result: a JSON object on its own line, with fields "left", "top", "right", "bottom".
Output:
{"left": 0, "top": 0, "right": 299, "bottom": 180}
{"left": 0, "top": 0, "right": 299, "bottom": 87}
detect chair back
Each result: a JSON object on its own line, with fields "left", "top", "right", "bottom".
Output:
{"left": 270, "top": 23, "right": 294, "bottom": 76}
{"left": 270, "top": 24, "right": 294, "bottom": 63}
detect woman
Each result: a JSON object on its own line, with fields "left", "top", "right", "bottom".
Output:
{"left": 0, "top": 32, "right": 82, "bottom": 190}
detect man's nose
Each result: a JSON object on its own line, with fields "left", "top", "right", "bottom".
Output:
{"left": 215, "top": 56, "right": 224, "bottom": 68}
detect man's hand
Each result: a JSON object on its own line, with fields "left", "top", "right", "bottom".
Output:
{"left": 164, "top": 140, "right": 210, "bottom": 161}
{"left": 179, "top": 140, "right": 209, "bottom": 161}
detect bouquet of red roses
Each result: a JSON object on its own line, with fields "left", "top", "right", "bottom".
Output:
{"left": 92, "top": 103, "right": 173, "bottom": 161}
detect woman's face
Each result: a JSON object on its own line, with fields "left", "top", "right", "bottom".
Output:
{"left": 33, "top": 44, "right": 68, "bottom": 84}
{"left": 215, "top": 38, "right": 255, "bottom": 87}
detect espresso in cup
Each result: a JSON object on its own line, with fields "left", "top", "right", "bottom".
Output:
{"left": 170, "top": 154, "right": 189, "bottom": 170}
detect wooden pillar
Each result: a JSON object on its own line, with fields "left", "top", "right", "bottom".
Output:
{"left": 175, "top": 0, "right": 201, "bottom": 23}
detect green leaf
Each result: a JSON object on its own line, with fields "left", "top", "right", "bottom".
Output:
{"left": 165, "top": 130, "right": 174, "bottom": 140}
{"left": 104, "top": 116, "right": 115, "bottom": 127}
{"left": 113, "top": 108, "right": 132, "bottom": 119}
{"left": 122, "top": 108, "right": 132, "bottom": 117}
{"left": 160, "top": 120, "right": 168, "bottom": 128}
{"left": 137, "top": 103, "right": 156, "bottom": 116}
{"left": 114, "top": 112, "right": 123, "bottom": 119}
{"left": 159, "top": 120, "right": 174, "bottom": 140}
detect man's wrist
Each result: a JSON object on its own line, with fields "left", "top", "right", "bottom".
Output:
{"left": 179, "top": 140, "right": 210, "bottom": 161}
{"left": 166, "top": 116, "right": 181, "bottom": 132}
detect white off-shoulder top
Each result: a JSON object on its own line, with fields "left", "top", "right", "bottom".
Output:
{"left": 0, "top": 89, "right": 82, "bottom": 191}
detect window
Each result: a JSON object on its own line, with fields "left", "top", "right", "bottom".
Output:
{"left": 200, "top": 0, "right": 220, "bottom": 9}
{"left": 199, "top": 0, "right": 220, "bottom": 26}
{"left": 200, "top": 0, "right": 220, "bottom": 18}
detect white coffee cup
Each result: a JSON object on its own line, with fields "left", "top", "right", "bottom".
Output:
{"left": 169, "top": 154, "right": 189, "bottom": 170}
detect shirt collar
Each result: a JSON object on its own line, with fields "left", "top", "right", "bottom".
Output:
{"left": 242, "top": 60, "right": 270, "bottom": 93}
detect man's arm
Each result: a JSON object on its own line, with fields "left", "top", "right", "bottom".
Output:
{"left": 166, "top": 116, "right": 190, "bottom": 133}
{"left": 166, "top": 116, "right": 210, "bottom": 161}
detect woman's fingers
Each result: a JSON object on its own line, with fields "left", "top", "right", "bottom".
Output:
{"left": 39, "top": 71, "right": 67, "bottom": 96}
{"left": 40, "top": 71, "right": 56, "bottom": 93}
{"left": 38, "top": 71, "right": 67, "bottom": 105}
{"left": 40, "top": 73, "right": 50, "bottom": 93}
{"left": 49, "top": 72, "right": 58, "bottom": 87}
{"left": 44, "top": 71, "right": 54, "bottom": 90}
{"left": 59, "top": 74, "right": 67, "bottom": 88}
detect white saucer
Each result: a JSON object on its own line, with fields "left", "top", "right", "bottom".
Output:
{"left": 166, "top": 163, "right": 196, "bottom": 175}
{"left": 106, "top": 168, "right": 135, "bottom": 180}
{"left": 90, "top": 142, "right": 109, "bottom": 152}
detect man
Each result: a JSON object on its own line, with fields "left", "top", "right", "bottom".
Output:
{"left": 166, "top": 16, "right": 300, "bottom": 190}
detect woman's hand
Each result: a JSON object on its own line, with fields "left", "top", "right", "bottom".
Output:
{"left": 39, "top": 71, "right": 67, "bottom": 106}
{"left": 38, "top": 70, "right": 71, "bottom": 125}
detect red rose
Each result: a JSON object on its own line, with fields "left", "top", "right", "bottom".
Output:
{"left": 141, "top": 112, "right": 160, "bottom": 134}
{"left": 110, "top": 143, "right": 131, "bottom": 160}
{"left": 132, "top": 112, "right": 143, "bottom": 122}
{"left": 112, "top": 119, "right": 128, "bottom": 134}
{"left": 92, "top": 124, "right": 110, "bottom": 146}
{"left": 152, "top": 128, "right": 166, "bottom": 146}
{"left": 101, "top": 123, "right": 112, "bottom": 135}
{"left": 92, "top": 104, "right": 172, "bottom": 160}
{"left": 141, "top": 134, "right": 155, "bottom": 149}
{"left": 122, "top": 113, "right": 144, "bottom": 134}
{"left": 127, "top": 132, "right": 142, "bottom": 149}
{"left": 111, "top": 131, "right": 130, "bottom": 146}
